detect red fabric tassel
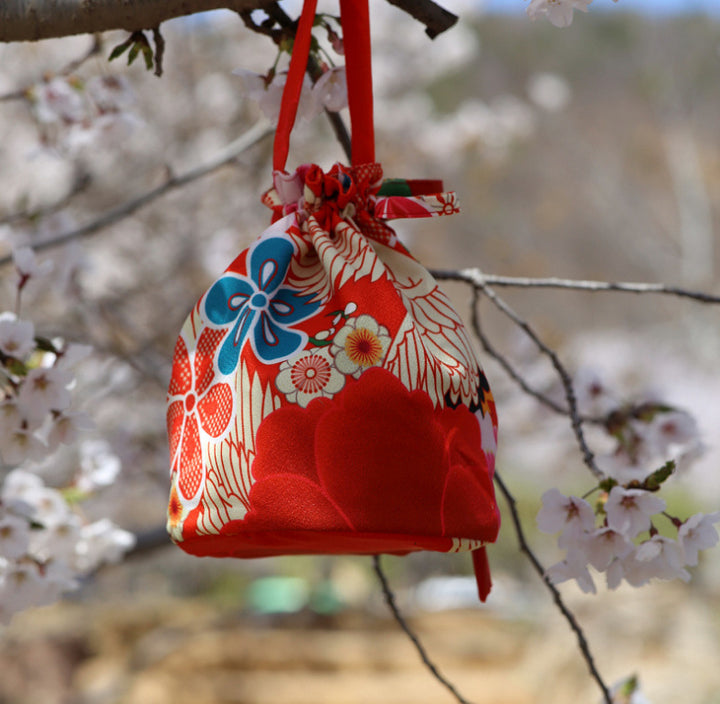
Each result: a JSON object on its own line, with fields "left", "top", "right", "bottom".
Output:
{"left": 472, "top": 547, "right": 492, "bottom": 602}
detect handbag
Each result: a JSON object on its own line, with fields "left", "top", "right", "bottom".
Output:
{"left": 166, "top": 0, "right": 500, "bottom": 600}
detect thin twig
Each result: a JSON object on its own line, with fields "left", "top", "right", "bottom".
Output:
{"left": 473, "top": 280, "right": 603, "bottom": 479}
{"left": 433, "top": 268, "right": 720, "bottom": 305}
{"left": 468, "top": 287, "right": 573, "bottom": 418}
{"left": 0, "top": 120, "right": 274, "bottom": 267}
{"left": 0, "top": 171, "right": 92, "bottom": 226}
{"left": 61, "top": 35, "right": 104, "bottom": 75}
{"left": 152, "top": 26, "right": 166, "bottom": 77}
{"left": 0, "top": 35, "right": 103, "bottom": 102}
{"left": 372, "top": 555, "right": 474, "bottom": 704}
{"left": 493, "top": 471, "right": 613, "bottom": 704}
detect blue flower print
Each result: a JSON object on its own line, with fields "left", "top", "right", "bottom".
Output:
{"left": 203, "top": 235, "right": 321, "bottom": 374}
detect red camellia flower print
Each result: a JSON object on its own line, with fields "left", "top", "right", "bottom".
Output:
{"left": 240, "top": 367, "right": 499, "bottom": 545}
{"left": 167, "top": 330, "right": 234, "bottom": 501}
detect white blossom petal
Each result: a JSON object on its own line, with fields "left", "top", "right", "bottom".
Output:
{"left": 678, "top": 512, "right": 720, "bottom": 566}
{"left": 0, "top": 313, "right": 35, "bottom": 359}
{"left": 605, "top": 486, "right": 666, "bottom": 538}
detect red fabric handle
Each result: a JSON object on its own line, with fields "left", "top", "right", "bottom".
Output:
{"left": 273, "top": 0, "right": 318, "bottom": 172}
{"left": 273, "top": 0, "right": 375, "bottom": 171}
{"left": 339, "top": 0, "right": 375, "bottom": 165}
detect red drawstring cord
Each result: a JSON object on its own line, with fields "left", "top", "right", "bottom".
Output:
{"left": 273, "top": 0, "right": 374, "bottom": 171}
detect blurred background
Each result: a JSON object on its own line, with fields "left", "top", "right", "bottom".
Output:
{"left": 0, "top": 1, "right": 719, "bottom": 702}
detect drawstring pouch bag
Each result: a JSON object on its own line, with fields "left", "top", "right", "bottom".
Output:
{"left": 166, "top": 0, "right": 500, "bottom": 600}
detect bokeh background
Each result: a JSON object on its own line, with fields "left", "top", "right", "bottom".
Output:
{"left": 1, "top": 1, "right": 719, "bottom": 702}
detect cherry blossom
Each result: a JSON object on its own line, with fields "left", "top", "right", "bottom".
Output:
{"left": 76, "top": 439, "right": 121, "bottom": 492}
{"left": 311, "top": 66, "right": 348, "bottom": 113}
{"left": 0, "top": 467, "right": 135, "bottom": 623}
{"left": 328, "top": 29, "right": 344, "bottom": 55}
{"left": 74, "top": 519, "right": 136, "bottom": 572}
{"left": 232, "top": 69, "right": 319, "bottom": 123}
{"left": 85, "top": 74, "right": 135, "bottom": 113}
{"left": 526, "top": 0, "right": 593, "bottom": 27}
{"left": 581, "top": 526, "right": 633, "bottom": 571}
{"left": 572, "top": 366, "right": 616, "bottom": 416}
{"left": 635, "top": 534, "right": 689, "bottom": 582}
{"left": 644, "top": 409, "right": 700, "bottom": 456}
{"left": 56, "top": 342, "right": 93, "bottom": 369}
{"left": 1, "top": 426, "right": 48, "bottom": 466}
{"left": 12, "top": 245, "right": 53, "bottom": 283}
{"left": 678, "top": 512, "right": 720, "bottom": 566}
{"left": 30, "top": 77, "right": 86, "bottom": 125}
{"left": 47, "top": 410, "right": 94, "bottom": 450}
{"left": 593, "top": 452, "right": 649, "bottom": 485}
{"left": 65, "top": 112, "right": 141, "bottom": 153}
{"left": 17, "top": 365, "right": 73, "bottom": 423}
{"left": 527, "top": 72, "right": 571, "bottom": 113}
{"left": 0, "top": 563, "right": 52, "bottom": 620}
{"left": 23, "top": 484, "right": 72, "bottom": 526}
{"left": 537, "top": 488, "right": 595, "bottom": 547}
{"left": 0, "top": 514, "right": 31, "bottom": 560}
{"left": 546, "top": 548, "right": 596, "bottom": 593}
{"left": 0, "top": 399, "right": 22, "bottom": 432}
{"left": 31, "top": 513, "right": 83, "bottom": 562}
{"left": 2, "top": 468, "right": 43, "bottom": 500}
{"left": 0, "top": 313, "right": 35, "bottom": 359}
{"left": 606, "top": 551, "right": 657, "bottom": 589}
{"left": 605, "top": 486, "right": 666, "bottom": 538}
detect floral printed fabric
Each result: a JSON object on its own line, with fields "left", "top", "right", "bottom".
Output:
{"left": 203, "top": 235, "right": 320, "bottom": 370}
{"left": 167, "top": 162, "right": 500, "bottom": 592}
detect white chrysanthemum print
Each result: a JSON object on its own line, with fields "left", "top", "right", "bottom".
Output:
{"left": 275, "top": 348, "right": 345, "bottom": 407}
{"left": 330, "top": 314, "right": 391, "bottom": 378}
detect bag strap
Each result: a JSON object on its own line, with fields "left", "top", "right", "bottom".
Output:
{"left": 273, "top": 0, "right": 375, "bottom": 172}
{"left": 338, "top": 0, "right": 375, "bottom": 166}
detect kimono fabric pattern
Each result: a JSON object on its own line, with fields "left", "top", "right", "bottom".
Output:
{"left": 166, "top": 0, "right": 501, "bottom": 601}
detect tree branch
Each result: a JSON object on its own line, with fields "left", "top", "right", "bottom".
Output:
{"left": 493, "top": 471, "right": 613, "bottom": 704}
{"left": 372, "top": 555, "right": 475, "bottom": 704}
{"left": 470, "top": 278, "right": 603, "bottom": 480}
{"left": 0, "top": 170, "right": 92, "bottom": 226}
{"left": 0, "top": 119, "right": 273, "bottom": 267}
{"left": 468, "top": 287, "right": 580, "bottom": 419}
{"left": 0, "top": 35, "right": 102, "bottom": 101}
{"left": 385, "top": 0, "right": 457, "bottom": 38}
{"left": 0, "top": 0, "right": 274, "bottom": 43}
{"left": 0, "top": 0, "right": 458, "bottom": 44}
{"left": 433, "top": 268, "right": 720, "bottom": 305}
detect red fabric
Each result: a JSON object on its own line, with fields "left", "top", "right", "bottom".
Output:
{"left": 213, "top": 368, "right": 498, "bottom": 546}
{"left": 274, "top": 0, "right": 375, "bottom": 169}
{"left": 167, "top": 0, "right": 501, "bottom": 601}
{"left": 178, "top": 530, "right": 456, "bottom": 559}
{"left": 273, "top": 0, "right": 319, "bottom": 171}
{"left": 339, "top": 0, "right": 375, "bottom": 165}
{"left": 472, "top": 547, "right": 492, "bottom": 602}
